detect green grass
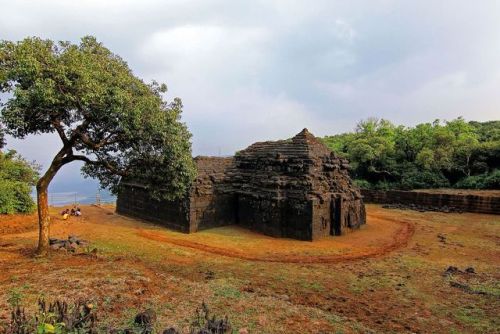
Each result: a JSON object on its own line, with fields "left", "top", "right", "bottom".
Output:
{"left": 348, "top": 274, "right": 392, "bottom": 294}
{"left": 7, "top": 286, "right": 25, "bottom": 307}
{"left": 453, "top": 306, "right": 494, "bottom": 332}
{"left": 299, "top": 281, "right": 325, "bottom": 292}
{"left": 214, "top": 285, "right": 241, "bottom": 299}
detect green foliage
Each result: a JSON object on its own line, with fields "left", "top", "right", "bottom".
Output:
{"left": 0, "top": 36, "right": 196, "bottom": 200}
{"left": 352, "top": 179, "right": 371, "bottom": 189}
{"left": 8, "top": 299, "right": 97, "bottom": 334}
{"left": 322, "top": 117, "right": 500, "bottom": 190}
{"left": 0, "top": 150, "right": 38, "bottom": 214}
{"left": 322, "top": 133, "right": 352, "bottom": 159}
{"left": 454, "top": 169, "right": 500, "bottom": 189}
{"left": 469, "top": 120, "right": 500, "bottom": 142}
{"left": 7, "top": 287, "right": 24, "bottom": 307}
{"left": 399, "top": 168, "right": 450, "bottom": 190}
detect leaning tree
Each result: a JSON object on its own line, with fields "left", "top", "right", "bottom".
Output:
{"left": 0, "top": 36, "right": 196, "bottom": 256}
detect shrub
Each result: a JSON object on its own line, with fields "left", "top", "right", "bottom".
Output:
{"left": 399, "top": 169, "right": 450, "bottom": 190}
{"left": 454, "top": 170, "right": 500, "bottom": 189}
{"left": 353, "top": 179, "right": 371, "bottom": 189}
{"left": 485, "top": 170, "right": 500, "bottom": 189}
{"left": 371, "top": 181, "right": 397, "bottom": 190}
{"left": 0, "top": 180, "right": 17, "bottom": 214}
{"left": 0, "top": 151, "right": 38, "bottom": 214}
{"left": 7, "top": 299, "right": 97, "bottom": 334}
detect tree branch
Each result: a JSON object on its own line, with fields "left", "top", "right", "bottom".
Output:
{"left": 62, "top": 153, "right": 128, "bottom": 177}
{"left": 68, "top": 118, "right": 91, "bottom": 145}
{"left": 61, "top": 154, "right": 91, "bottom": 165}
{"left": 74, "top": 129, "right": 123, "bottom": 150}
{"left": 51, "top": 119, "right": 70, "bottom": 146}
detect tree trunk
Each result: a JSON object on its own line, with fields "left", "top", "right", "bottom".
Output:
{"left": 466, "top": 155, "right": 471, "bottom": 177}
{"left": 36, "top": 180, "right": 51, "bottom": 256}
{"left": 35, "top": 149, "right": 67, "bottom": 257}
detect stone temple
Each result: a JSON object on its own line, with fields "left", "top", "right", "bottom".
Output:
{"left": 116, "top": 129, "right": 366, "bottom": 241}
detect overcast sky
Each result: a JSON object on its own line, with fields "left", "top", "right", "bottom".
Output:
{"left": 1, "top": 0, "right": 499, "bottom": 192}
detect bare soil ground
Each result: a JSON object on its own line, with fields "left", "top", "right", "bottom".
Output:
{"left": 0, "top": 205, "right": 498, "bottom": 333}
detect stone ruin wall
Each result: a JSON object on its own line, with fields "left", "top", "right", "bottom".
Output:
{"left": 187, "top": 157, "right": 236, "bottom": 232}
{"left": 116, "top": 129, "right": 367, "bottom": 241}
{"left": 116, "top": 182, "right": 189, "bottom": 232}
{"left": 305, "top": 135, "right": 366, "bottom": 237}
{"left": 362, "top": 189, "right": 500, "bottom": 215}
{"left": 229, "top": 146, "right": 317, "bottom": 240}
{"left": 116, "top": 157, "right": 236, "bottom": 233}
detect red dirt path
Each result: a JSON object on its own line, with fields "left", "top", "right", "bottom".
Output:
{"left": 136, "top": 219, "right": 415, "bottom": 264}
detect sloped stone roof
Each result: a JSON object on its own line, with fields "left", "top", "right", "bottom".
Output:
{"left": 228, "top": 129, "right": 358, "bottom": 201}
{"left": 237, "top": 128, "right": 333, "bottom": 159}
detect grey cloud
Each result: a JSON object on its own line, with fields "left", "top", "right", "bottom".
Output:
{"left": 1, "top": 0, "right": 499, "bottom": 192}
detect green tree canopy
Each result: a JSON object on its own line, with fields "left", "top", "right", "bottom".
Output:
{"left": 322, "top": 117, "right": 500, "bottom": 190}
{"left": 0, "top": 36, "right": 196, "bottom": 255}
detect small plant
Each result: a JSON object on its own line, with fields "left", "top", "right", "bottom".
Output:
{"left": 190, "top": 302, "right": 231, "bottom": 334}
{"left": 7, "top": 299, "right": 97, "bottom": 334}
{"left": 6, "top": 299, "right": 233, "bottom": 334}
{"left": 7, "top": 287, "right": 24, "bottom": 308}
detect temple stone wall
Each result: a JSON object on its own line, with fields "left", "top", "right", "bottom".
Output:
{"left": 311, "top": 197, "right": 330, "bottom": 240}
{"left": 362, "top": 189, "right": 500, "bottom": 214}
{"left": 187, "top": 157, "right": 236, "bottom": 232}
{"left": 116, "top": 129, "right": 367, "bottom": 241}
{"left": 116, "top": 183, "right": 189, "bottom": 232}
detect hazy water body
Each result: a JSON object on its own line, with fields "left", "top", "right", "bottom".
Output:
{"left": 31, "top": 188, "right": 116, "bottom": 207}
{"left": 48, "top": 191, "right": 116, "bottom": 206}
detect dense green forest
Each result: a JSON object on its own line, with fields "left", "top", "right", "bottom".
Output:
{"left": 322, "top": 118, "right": 500, "bottom": 190}
{"left": 0, "top": 131, "right": 39, "bottom": 214}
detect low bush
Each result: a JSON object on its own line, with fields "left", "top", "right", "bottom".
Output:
{"left": 454, "top": 170, "right": 500, "bottom": 189}
{"left": 370, "top": 181, "right": 396, "bottom": 191}
{"left": 7, "top": 299, "right": 97, "bottom": 334}
{"left": 353, "top": 179, "right": 371, "bottom": 189}
{"left": 0, "top": 150, "right": 38, "bottom": 214}
{"left": 0, "top": 180, "right": 35, "bottom": 214}
{"left": 399, "top": 169, "right": 450, "bottom": 190}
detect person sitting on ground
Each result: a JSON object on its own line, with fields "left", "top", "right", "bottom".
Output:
{"left": 75, "top": 207, "right": 82, "bottom": 216}
{"left": 70, "top": 207, "right": 76, "bottom": 216}
{"left": 62, "top": 209, "right": 70, "bottom": 220}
